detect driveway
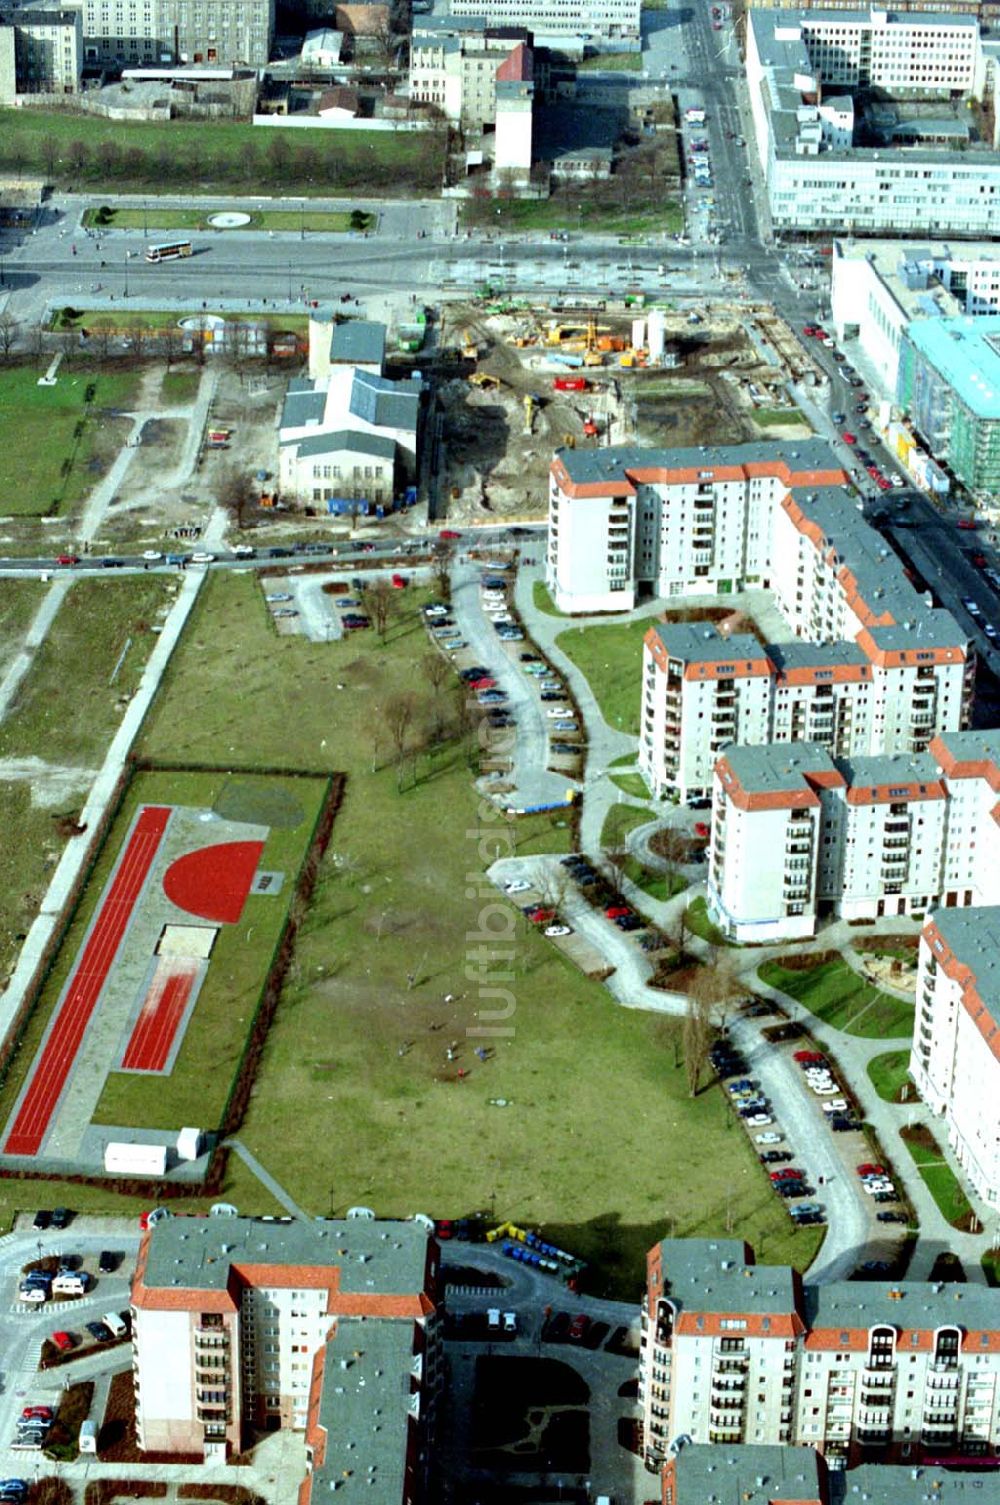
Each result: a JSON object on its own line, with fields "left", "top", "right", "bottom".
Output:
{"left": 449, "top": 561, "right": 577, "bottom": 811}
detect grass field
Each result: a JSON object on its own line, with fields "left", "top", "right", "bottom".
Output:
{"left": 0, "top": 576, "right": 175, "bottom": 767}
{"left": 609, "top": 770, "right": 651, "bottom": 798}
{"left": 600, "top": 802, "right": 652, "bottom": 849}
{"left": 757, "top": 956, "right": 915, "bottom": 1038}
{"left": 0, "top": 785, "right": 75, "bottom": 989}
{"left": 899, "top": 1126, "right": 976, "bottom": 1230}
{"left": 81, "top": 207, "right": 372, "bottom": 234}
{"left": 0, "top": 581, "right": 45, "bottom": 676}
{"left": 459, "top": 194, "right": 682, "bottom": 237}
{"left": 867, "top": 1049, "right": 916, "bottom": 1103}
{"left": 129, "top": 569, "right": 822, "bottom": 1293}
{"left": 556, "top": 619, "right": 651, "bottom": 735}
{"left": 532, "top": 581, "right": 564, "bottom": 617}
{"left": 0, "top": 109, "right": 443, "bottom": 195}
{"left": 159, "top": 370, "right": 201, "bottom": 406}
{"left": 577, "top": 51, "right": 643, "bottom": 70}
{"left": 0, "top": 366, "right": 141, "bottom": 517}
{"left": 753, "top": 407, "right": 808, "bottom": 428}
{"left": 685, "top": 896, "right": 731, "bottom": 948}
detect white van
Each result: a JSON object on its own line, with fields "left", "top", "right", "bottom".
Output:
{"left": 102, "top": 1311, "right": 127, "bottom": 1339}
{"left": 79, "top": 1420, "right": 98, "bottom": 1454}
{"left": 52, "top": 1272, "right": 89, "bottom": 1297}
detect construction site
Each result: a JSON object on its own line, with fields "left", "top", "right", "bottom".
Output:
{"left": 433, "top": 297, "right": 824, "bottom": 521}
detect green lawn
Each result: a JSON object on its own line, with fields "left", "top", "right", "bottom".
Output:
{"left": 753, "top": 407, "right": 808, "bottom": 428}
{"left": 900, "top": 1128, "right": 976, "bottom": 1230}
{"left": 867, "top": 1050, "right": 916, "bottom": 1103}
{"left": 757, "top": 956, "right": 914, "bottom": 1038}
{"left": 556, "top": 618, "right": 652, "bottom": 735}
{"left": 459, "top": 194, "right": 682, "bottom": 238}
{"left": 685, "top": 896, "right": 732, "bottom": 948}
{"left": 52, "top": 308, "right": 309, "bottom": 334}
{"left": 159, "top": 370, "right": 201, "bottom": 406}
{"left": 532, "top": 581, "right": 564, "bottom": 617}
{"left": 0, "top": 580, "right": 46, "bottom": 676}
{"left": 0, "top": 109, "right": 443, "bottom": 195}
{"left": 82, "top": 207, "right": 371, "bottom": 233}
{"left": 128, "top": 569, "right": 821, "bottom": 1294}
{"left": 609, "top": 771, "right": 650, "bottom": 799}
{"left": 600, "top": 802, "right": 652, "bottom": 849}
{"left": 0, "top": 576, "right": 174, "bottom": 767}
{"left": 623, "top": 855, "right": 687, "bottom": 902}
{"left": 0, "top": 366, "right": 141, "bottom": 516}
{"left": 577, "top": 51, "right": 643, "bottom": 70}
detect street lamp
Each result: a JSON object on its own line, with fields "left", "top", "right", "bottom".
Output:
{"left": 123, "top": 251, "right": 129, "bottom": 300}
{"left": 300, "top": 199, "right": 305, "bottom": 241}
{"left": 143, "top": 200, "right": 148, "bottom": 236}
{"left": 287, "top": 260, "right": 293, "bottom": 303}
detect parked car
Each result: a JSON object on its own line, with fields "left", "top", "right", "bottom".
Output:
{"left": 32, "top": 1211, "right": 51, "bottom": 1231}
{"left": 50, "top": 1208, "right": 72, "bottom": 1229}
{"left": 568, "top": 1314, "right": 590, "bottom": 1342}
{"left": 877, "top": 1211, "right": 907, "bottom": 1224}
{"left": 760, "top": 1150, "right": 791, "bottom": 1165}
{"left": 50, "top": 1331, "right": 76, "bottom": 1353}
{"left": 756, "top": 1131, "right": 783, "bottom": 1144}
{"left": 85, "top": 1321, "right": 113, "bottom": 1343}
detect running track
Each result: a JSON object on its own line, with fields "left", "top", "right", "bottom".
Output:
{"left": 4, "top": 805, "right": 171, "bottom": 1157}
{"left": 120, "top": 961, "right": 197, "bottom": 1073}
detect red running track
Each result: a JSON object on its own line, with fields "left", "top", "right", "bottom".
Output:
{"left": 4, "top": 805, "right": 171, "bottom": 1157}
{"left": 120, "top": 959, "right": 198, "bottom": 1073}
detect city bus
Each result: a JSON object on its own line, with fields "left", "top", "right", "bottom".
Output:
{"left": 145, "top": 240, "right": 193, "bottom": 263}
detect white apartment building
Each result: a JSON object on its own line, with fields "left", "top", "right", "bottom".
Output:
{"left": 547, "top": 440, "right": 848, "bottom": 615}
{"left": 746, "top": 9, "right": 1000, "bottom": 235}
{"left": 410, "top": 16, "right": 532, "bottom": 129}
{"left": 131, "top": 1211, "right": 441, "bottom": 1473}
{"left": 0, "top": 1, "right": 80, "bottom": 99}
{"left": 641, "top": 1236, "right": 1000, "bottom": 1470}
{"left": 911, "top": 906, "right": 1000, "bottom": 1205}
{"left": 707, "top": 727, "right": 1000, "bottom": 942}
{"left": 449, "top": 0, "right": 638, "bottom": 43}
{"left": 78, "top": 0, "right": 273, "bottom": 68}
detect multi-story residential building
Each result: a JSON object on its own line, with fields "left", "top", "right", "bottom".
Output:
{"left": 745, "top": 9, "right": 1000, "bottom": 236}
{"left": 131, "top": 1211, "right": 441, "bottom": 1481}
{"left": 78, "top": 0, "right": 273, "bottom": 69}
{"left": 410, "top": 16, "right": 532, "bottom": 129}
{"left": 664, "top": 1448, "right": 1000, "bottom": 1505}
{"left": 707, "top": 727, "right": 1000, "bottom": 941}
{"left": 897, "top": 315, "right": 1000, "bottom": 500}
{"left": 910, "top": 905, "right": 1000, "bottom": 1205}
{"left": 641, "top": 1236, "right": 1000, "bottom": 1470}
{"left": 0, "top": 0, "right": 80, "bottom": 99}
{"left": 448, "top": 0, "right": 639, "bottom": 44}
{"left": 547, "top": 440, "right": 847, "bottom": 614}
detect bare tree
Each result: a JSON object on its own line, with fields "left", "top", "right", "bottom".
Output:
{"left": 432, "top": 540, "right": 454, "bottom": 600}
{"left": 0, "top": 312, "right": 19, "bottom": 362}
{"left": 384, "top": 691, "right": 418, "bottom": 790}
{"left": 219, "top": 466, "right": 258, "bottom": 530}
{"left": 162, "top": 323, "right": 182, "bottom": 369}
{"left": 421, "top": 650, "right": 451, "bottom": 738}
{"left": 603, "top": 845, "right": 630, "bottom": 899}
{"left": 364, "top": 712, "right": 384, "bottom": 774}
{"left": 649, "top": 825, "right": 691, "bottom": 891}
{"left": 362, "top": 579, "right": 396, "bottom": 642}
{"left": 683, "top": 986, "right": 713, "bottom": 1097}
{"left": 690, "top": 957, "right": 740, "bottom": 1037}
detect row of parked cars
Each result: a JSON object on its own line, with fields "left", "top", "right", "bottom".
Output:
{"left": 559, "top": 855, "right": 644, "bottom": 931}
{"left": 791, "top": 1050, "right": 861, "bottom": 1133}
{"left": 710, "top": 1039, "right": 826, "bottom": 1227}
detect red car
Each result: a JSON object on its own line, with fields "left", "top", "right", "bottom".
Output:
{"left": 793, "top": 1050, "right": 825, "bottom": 1064}
{"left": 470, "top": 677, "right": 496, "bottom": 690}
{"left": 568, "top": 1314, "right": 590, "bottom": 1342}
{"left": 22, "top": 1406, "right": 53, "bottom": 1421}
{"left": 841, "top": 431, "right": 857, "bottom": 445}
{"left": 957, "top": 519, "right": 978, "bottom": 530}
{"left": 439, "top": 529, "right": 461, "bottom": 540}
{"left": 50, "top": 1332, "right": 75, "bottom": 1353}
{"left": 694, "top": 821, "right": 710, "bottom": 838}
{"left": 605, "top": 904, "right": 631, "bottom": 919}
{"left": 527, "top": 908, "right": 556, "bottom": 924}
{"left": 391, "top": 572, "right": 407, "bottom": 588}
{"left": 857, "top": 1163, "right": 886, "bottom": 1178}
{"left": 770, "top": 1168, "right": 804, "bottom": 1181}
{"left": 435, "top": 1220, "right": 455, "bottom": 1241}
{"left": 55, "top": 554, "right": 79, "bottom": 566}
{"left": 813, "top": 328, "right": 827, "bottom": 340}
{"left": 802, "top": 325, "right": 819, "bottom": 336}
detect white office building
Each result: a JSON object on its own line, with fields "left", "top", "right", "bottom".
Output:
{"left": 746, "top": 9, "right": 1000, "bottom": 236}
{"left": 449, "top": 0, "right": 638, "bottom": 43}
{"left": 707, "top": 727, "right": 1000, "bottom": 942}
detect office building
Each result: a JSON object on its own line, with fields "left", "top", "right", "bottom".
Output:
{"left": 130, "top": 1211, "right": 441, "bottom": 1481}
{"left": 641, "top": 1235, "right": 1000, "bottom": 1469}
{"left": 79, "top": 0, "right": 274, "bottom": 69}
{"left": 897, "top": 315, "right": 1000, "bottom": 499}
{"left": 707, "top": 727, "right": 1000, "bottom": 941}
{"left": 448, "top": 0, "right": 639, "bottom": 44}
{"left": 745, "top": 9, "right": 1000, "bottom": 236}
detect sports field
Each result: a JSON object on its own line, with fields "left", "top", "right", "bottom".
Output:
{"left": 0, "top": 767, "right": 330, "bottom": 1165}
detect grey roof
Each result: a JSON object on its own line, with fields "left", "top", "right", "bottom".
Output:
{"left": 834, "top": 1467, "right": 1000, "bottom": 1505}
{"left": 330, "top": 319, "right": 386, "bottom": 369}
{"left": 651, "top": 621, "right": 763, "bottom": 667}
{"left": 656, "top": 1238, "right": 799, "bottom": 1317}
{"left": 310, "top": 1320, "right": 417, "bottom": 1505}
{"left": 767, "top": 638, "right": 869, "bottom": 672}
{"left": 807, "top": 1277, "right": 1000, "bottom": 1333}
{"left": 349, "top": 369, "right": 420, "bottom": 432}
{"left": 719, "top": 740, "right": 837, "bottom": 796}
{"left": 283, "top": 429, "right": 396, "bottom": 461}
{"left": 556, "top": 437, "right": 838, "bottom": 486}
{"left": 281, "top": 378, "right": 327, "bottom": 430}
{"left": 671, "top": 1446, "right": 822, "bottom": 1505}
{"left": 141, "top": 1214, "right": 431, "bottom": 1295}
{"left": 926, "top": 905, "right": 1000, "bottom": 1031}
{"left": 836, "top": 749, "right": 942, "bottom": 790}
{"left": 933, "top": 727, "right": 1000, "bottom": 766}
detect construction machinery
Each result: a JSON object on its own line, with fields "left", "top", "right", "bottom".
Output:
{"left": 469, "top": 372, "right": 501, "bottom": 391}
{"left": 461, "top": 328, "right": 479, "bottom": 361}
{"left": 523, "top": 393, "right": 537, "bottom": 434}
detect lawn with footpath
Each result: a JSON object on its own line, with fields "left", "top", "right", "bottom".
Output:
{"left": 556, "top": 619, "right": 651, "bottom": 736}
{"left": 0, "top": 366, "right": 141, "bottom": 517}
{"left": 757, "top": 954, "right": 914, "bottom": 1038}
{"left": 131, "top": 570, "right": 822, "bottom": 1293}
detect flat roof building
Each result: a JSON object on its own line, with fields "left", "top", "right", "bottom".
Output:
{"left": 899, "top": 315, "right": 1000, "bottom": 497}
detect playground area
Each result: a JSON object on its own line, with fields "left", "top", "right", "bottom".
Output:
{"left": 0, "top": 767, "right": 330, "bottom": 1179}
